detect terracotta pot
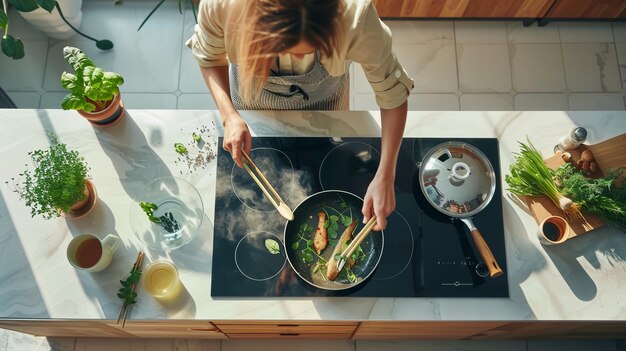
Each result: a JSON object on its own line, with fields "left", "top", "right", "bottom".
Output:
{"left": 70, "top": 182, "right": 90, "bottom": 211}
{"left": 78, "top": 93, "right": 125, "bottom": 127}
{"left": 62, "top": 179, "right": 98, "bottom": 220}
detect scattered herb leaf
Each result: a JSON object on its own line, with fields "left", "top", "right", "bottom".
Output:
{"left": 192, "top": 132, "right": 202, "bottom": 143}
{"left": 174, "top": 143, "right": 188, "bottom": 155}
{"left": 139, "top": 201, "right": 161, "bottom": 223}
{"left": 265, "top": 238, "right": 281, "bottom": 255}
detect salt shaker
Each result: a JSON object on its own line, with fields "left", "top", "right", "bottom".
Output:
{"left": 554, "top": 127, "right": 587, "bottom": 152}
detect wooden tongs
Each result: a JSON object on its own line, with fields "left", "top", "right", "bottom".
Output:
{"left": 241, "top": 149, "right": 294, "bottom": 221}
{"left": 336, "top": 216, "right": 377, "bottom": 271}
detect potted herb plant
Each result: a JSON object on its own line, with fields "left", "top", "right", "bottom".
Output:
{"left": 60, "top": 46, "right": 125, "bottom": 126}
{"left": 11, "top": 134, "right": 96, "bottom": 220}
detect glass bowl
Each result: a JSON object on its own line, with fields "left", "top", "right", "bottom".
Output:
{"left": 129, "top": 176, "right": 204, "bottom": 251}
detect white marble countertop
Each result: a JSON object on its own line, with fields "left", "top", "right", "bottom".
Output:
{"left": 1, "top": 109, "right": 625, "bottom": 321}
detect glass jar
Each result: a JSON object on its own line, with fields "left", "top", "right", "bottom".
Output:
{"left": 554, "top": 127, "right": 587, "bottom": 152}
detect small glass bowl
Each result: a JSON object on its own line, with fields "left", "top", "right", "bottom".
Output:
{"left": 129, "top": 176, "right": 204, "bottom": 251}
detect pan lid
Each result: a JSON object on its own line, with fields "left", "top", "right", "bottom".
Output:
{"left": 419, "top": 142, "right": 496, "bottom": 217}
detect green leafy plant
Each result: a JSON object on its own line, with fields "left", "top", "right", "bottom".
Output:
{"left": 554, "top": 163, "right": 626, "bottom": 232}
{"left": 10, "top": 133, "right": 90, "bottom": 219}
{"left": 1, "top": 0, "right": 55, "bottom": 60}
{"left": 60, "top": 46, "right": 124, "bottom": 112}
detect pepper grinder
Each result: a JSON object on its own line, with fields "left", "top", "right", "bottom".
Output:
{"left": 554, "top": 127, "right": 587, "bottom": 153}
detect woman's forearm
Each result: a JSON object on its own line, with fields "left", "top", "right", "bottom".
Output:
{"left": 378, "top": 101, "right": 408, "bottom": 180}
{"left": 200, "top": 65, "right": 239, "bottom": 123}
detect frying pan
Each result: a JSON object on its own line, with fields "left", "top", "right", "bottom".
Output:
{"left": 284, "top": 190, "right": 384, "bottom": 290}
{"left": 418, "top": 141, "right": 503, "bottom": 277}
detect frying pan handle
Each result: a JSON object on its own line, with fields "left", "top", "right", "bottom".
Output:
{"left": 469, "top": 228, "right": 503, "bottom": 277}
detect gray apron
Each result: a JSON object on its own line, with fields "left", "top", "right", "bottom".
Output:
{"left": 229, "top": 51, "right": 349, "bottom": 110}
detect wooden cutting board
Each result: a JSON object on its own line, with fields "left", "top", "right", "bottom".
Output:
{"left": 525, "top": 133, "right": 626, "bottom": 239}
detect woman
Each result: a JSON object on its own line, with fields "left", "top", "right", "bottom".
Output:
{"left": 188, "top": 0, "right": 413, "bottom": 230}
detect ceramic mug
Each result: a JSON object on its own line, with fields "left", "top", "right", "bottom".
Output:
{"left": 537, "top": 216, "right": 570, "bottom": 245}
{"left": 67, "top": 234, "right": 121, "bottom": 272}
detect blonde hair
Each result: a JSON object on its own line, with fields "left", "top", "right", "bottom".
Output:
{"left": 237, "top": 0, "right": 344, "bottom": 103}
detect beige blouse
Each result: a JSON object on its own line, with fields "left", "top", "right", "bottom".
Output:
{"left": 187, "top": 0, "right": 414, "bottom": 109}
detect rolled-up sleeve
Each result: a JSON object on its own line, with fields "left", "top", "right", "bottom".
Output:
{"left": 186, "top": 0, "right": 229, "bottom": 68}
{"left": 346, "top": 1, "right": 413, "bottom": 109}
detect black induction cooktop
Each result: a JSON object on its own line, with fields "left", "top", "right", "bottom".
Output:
{"left": 211, "top": 137, "right": 508, "bottom": 297}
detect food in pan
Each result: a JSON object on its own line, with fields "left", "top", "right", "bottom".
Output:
{"left": 291, "top": 196, "right": 369, "bottom": 284}
{"left": 313, "top": 212, "right": 328, "bottom": 254}
{"left": 326, "top": 219, "right": 357, "bottom": 280}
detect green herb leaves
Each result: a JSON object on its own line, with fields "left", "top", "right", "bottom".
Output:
{"left": 139, "top": 202, "right": 161, "bottom": 223}
{"left": 139, "top": 202, "right": 181, "bottom": 234}
{"left": 292, "top": 223, "right": 312, "bottom": 250}
{"left": 60, "top": 46, "right": 124, "bottom": 112}
{"left": 324, "top": 209, "right": 353, "bottom": 240}
{"left": 11, "top": 134, "right": 89, "bottom": 219}
{"left": 117, "top": 252, "right": 144, "bottom": 313}
{"left": 325, "top": 215, "right": 340, "bottom": 239}
{"left": 174, "top": 143, "right": 188, "bottom": 155}
{"left": 192, "top": 133, "right": 202, "bottom": 144}
{"left": 265, "top": 238, "right": 280, "bottom": 255}
{"left": 294, "top": 222, "right": 318, "bottom": 264}
{"left": 117, "top": 269, "right": 141, "bottom": 305}
{"left": 554, "top": 163, "right": 626, "bottom": 232}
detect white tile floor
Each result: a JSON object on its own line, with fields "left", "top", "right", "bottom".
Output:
{"left": 1, "top": 0, "right": 625, "bottom": 111}
{"left": 1, "top": 1, "right": 626, "bottom": 349}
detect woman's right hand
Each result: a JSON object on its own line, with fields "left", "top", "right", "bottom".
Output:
{"left": 222, "top": 112, "right": 252, "bottom": 168}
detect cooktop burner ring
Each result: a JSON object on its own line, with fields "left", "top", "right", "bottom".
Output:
{"left": 371, "top": 210, "right": 415, "bottom": 281}
{"left": 234, "top": 231, "right": 287, "bottom": 281}
{"left": 231, "top": 147, "right": 294, "bottom": 213}
{"left": 318, "top": 141, "right": 381, "bottom": 194}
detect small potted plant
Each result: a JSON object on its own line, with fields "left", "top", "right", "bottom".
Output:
{"left": 60, "top": 46, "right": 125, "bottom": 126}
{"left": 10, "top": 133, "right": 96, "bottom": 220}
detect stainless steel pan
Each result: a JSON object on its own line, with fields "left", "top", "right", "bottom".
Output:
{"left": 418, "top": 141, "right": 503, "bottom": 277}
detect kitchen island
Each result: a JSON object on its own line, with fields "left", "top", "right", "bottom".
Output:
{"left": 0, "top": 109, "right": 625, "bottom": 339}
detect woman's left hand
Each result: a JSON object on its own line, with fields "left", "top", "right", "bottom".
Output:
{"left": 362, "top": 173, "right": 395, "bottom": 231}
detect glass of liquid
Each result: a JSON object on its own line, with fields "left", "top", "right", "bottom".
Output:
{"left": 143, "top": 260, "right": 182, "bottom": 300}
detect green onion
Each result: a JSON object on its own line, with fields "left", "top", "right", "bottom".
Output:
{"left": 506, "top": 139, "right": 581, "bottom": 218}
